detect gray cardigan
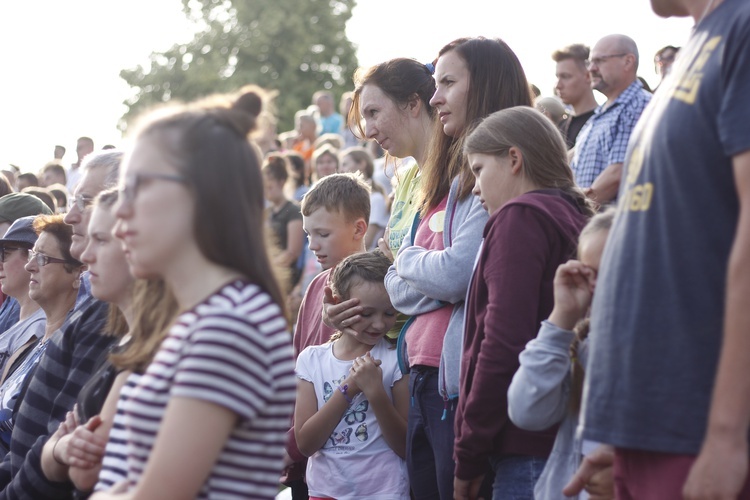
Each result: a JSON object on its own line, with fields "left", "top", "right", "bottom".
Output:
{"left": 508, "top": 320, "right": 589, "bottom": 500}
{"left": 384, "top": 177, "right": 487, "bottom": 398}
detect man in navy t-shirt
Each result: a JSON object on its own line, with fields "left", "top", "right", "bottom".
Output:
{"left": 575, "top": 0, "right": 750, "bottom": 497}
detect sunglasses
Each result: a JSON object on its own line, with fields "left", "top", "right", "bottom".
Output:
{"left": 0, "top": 246, "right": 28, "bottom": 263}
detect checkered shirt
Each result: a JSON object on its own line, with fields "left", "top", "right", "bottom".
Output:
{"left": 571, "top": 80, "right": 652, "bottom": 188}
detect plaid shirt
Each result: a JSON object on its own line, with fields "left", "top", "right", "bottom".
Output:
{"left": 571, "top": 80, "right": 652, "bottom": 188}
{"left": 0, "top": 297, "right": 113, "bottom": 499}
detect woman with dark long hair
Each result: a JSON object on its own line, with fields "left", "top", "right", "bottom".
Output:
{"left": 384, "top": 37, "right": 533, "bottom": 499}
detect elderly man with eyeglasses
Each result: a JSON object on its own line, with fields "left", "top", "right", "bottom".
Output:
{"left": 570, "top": 34, "right": 652, "bottom": 206}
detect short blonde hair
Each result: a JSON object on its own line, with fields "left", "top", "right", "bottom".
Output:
{"left": 301, "top": 172, "right": 370, "bottom": 223}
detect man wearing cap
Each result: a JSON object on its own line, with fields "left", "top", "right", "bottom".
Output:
{"left": 0, "top": 217, "right": 45, "bottom": 377}
{"left": 0, "top": 194, "right": 52, "bottom": 238}
{"left": 0, "top": 194, "right": 53, "bottom": 335}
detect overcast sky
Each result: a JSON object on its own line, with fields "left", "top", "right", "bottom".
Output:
{"left": 0, "top": 0, "right": 694, "bottom": 173}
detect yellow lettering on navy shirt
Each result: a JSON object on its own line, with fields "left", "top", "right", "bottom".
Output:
{"left": 673, "top": 36, "right": 721, "bottom": 105}
{"left": 624, "top": 145, "right": 645, "bottom": 186}
{"left": 619, "top": 146, "right": 653, "bottom": 212}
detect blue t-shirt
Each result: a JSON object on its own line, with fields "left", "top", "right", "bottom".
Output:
{"left": 582, "top": 0, "right": 750, "bottom": 455}
{"left": 319, "top": 113, "right": 344, "bottom": 136}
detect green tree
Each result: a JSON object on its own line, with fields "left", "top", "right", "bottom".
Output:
{"left": 119, "top": 0, "right": 358, "bottom": 133}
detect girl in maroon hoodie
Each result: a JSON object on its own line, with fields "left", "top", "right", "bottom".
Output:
{"left": 453, "top": 107, "right": 595, "bottom": 500}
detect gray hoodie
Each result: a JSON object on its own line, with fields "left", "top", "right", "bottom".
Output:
{"left": 384, "top": 177, "right": 488, "bottom": 398}
{"left": 508, "top": 320, "right": 589, "bottom": 500}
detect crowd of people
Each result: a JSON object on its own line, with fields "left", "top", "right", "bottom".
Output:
{"left": 0, "top": 0, "right": 746, "bottom": 498}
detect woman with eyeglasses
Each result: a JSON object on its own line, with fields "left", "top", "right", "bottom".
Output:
{"left": 0, "top": 214, "right": 84, "bottom": 453}
{"left": 0, "top": 216, "right": 46, "bottom": 377}
{"left": 90, "top": 87, "right": 295, "bottom": 500}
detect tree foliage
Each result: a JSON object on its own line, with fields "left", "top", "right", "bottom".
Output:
{"left": 119, "top": 0, "right": 358, "bottom": 133}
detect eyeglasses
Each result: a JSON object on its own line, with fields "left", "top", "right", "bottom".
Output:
{"left": 27, "top": 251, "right": 74, "bottom": 267}
{"left": 121, "top": 173, "right": 186, "bottom": 204}
{"left": 68, "top": 194, "right": 94, "bottom": 211}
{"left": 586, "top": 53, "right": 628, "bottom": 68}
{"left": 0, "top": 246, "right": 27, "bottom": 263}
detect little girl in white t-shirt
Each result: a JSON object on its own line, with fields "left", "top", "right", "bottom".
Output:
{"left": 295, "top": 250, "right": 410, "bottom": 500}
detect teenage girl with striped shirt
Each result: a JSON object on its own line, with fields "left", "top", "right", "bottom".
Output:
{"left": 90, "top": 88, "right": 296, "bottom": 500}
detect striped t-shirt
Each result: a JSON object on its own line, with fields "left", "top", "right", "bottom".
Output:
{"left": 120, "top": 280, "right": 295, "bottom": 498}
{"left": 95, "top": 373, "right": 141, "bottom": 492}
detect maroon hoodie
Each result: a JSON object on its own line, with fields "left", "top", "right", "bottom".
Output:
{"left": 454, "top": 189, "right": 588, "bottom": 480}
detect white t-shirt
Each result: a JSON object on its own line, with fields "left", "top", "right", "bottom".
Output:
{"left": 368, "top": 191, "right": 391, "bottom": 249}
{"left": 296, "top": 338, "right": 409, "bottom": 500}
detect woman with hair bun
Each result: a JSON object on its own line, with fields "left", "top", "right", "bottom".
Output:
{"left": 348, "top": 57, "right": 436, "bottom": 258}
{"left": 323, "top": 56, "right": 437, "bottom": 362}
{"left": 91, "top": 87, "right": 295, "bottom": 499}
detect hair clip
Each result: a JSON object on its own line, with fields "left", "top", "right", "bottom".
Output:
{"left": 425, "top": 62, "right": 435, "bottom": 75}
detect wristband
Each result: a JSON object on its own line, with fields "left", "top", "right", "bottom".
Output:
{"left": 52, "top": 437, "right": 66, "bottom": 466}
{"left": 338, "top": 384, "right": 353, "bottom": 405}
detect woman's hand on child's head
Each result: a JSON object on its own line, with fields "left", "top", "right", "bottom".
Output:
{"left": 66, "top": 415, "right": 107, "bottom": 469}
{"left": 322, "top": 286, "right": 363, "bottom": 332}
{"left": 548, "top": 260, "right": 597, "bottom": 331}
{"left": 350, "top": 353, "right": 384, "bottom": 397}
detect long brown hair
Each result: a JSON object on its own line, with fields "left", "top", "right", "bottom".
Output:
{"left": 419, "top": 37, "right": 533, "bottom": 215}
{"left": 109, "top": 279, "right": 179, "bottom": 373}
{"left": 132, "top": 85, "right": 287, "bottom": 319}
{"left": 464, "top": 107, "right": 596, "bottom": 218}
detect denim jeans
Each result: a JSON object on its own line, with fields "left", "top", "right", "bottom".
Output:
{"left": 489, "top": 454, "right": 546, "bottom": 500}
{"left": 406, "top": 366, "right": 455, "bottom": 500}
